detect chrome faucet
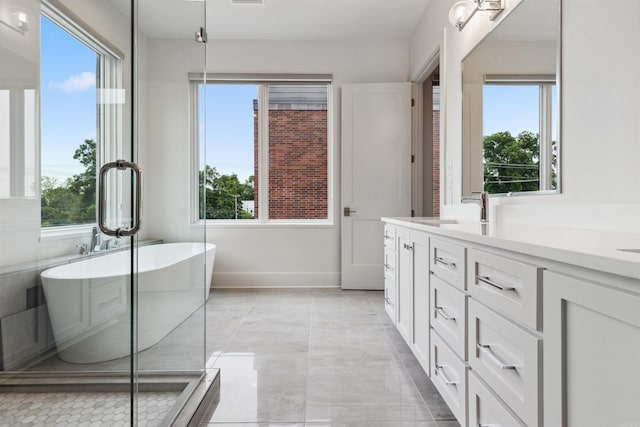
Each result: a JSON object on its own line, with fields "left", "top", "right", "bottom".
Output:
{"left": 463, "top": 191, "right": 488, "bottom": 222}
{"left": 90, "top": 226, "right": 100, "bottom": 252}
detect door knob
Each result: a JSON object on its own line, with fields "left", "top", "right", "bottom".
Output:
{"left": 344, "top": 207, "right": 358, "bottom": 216}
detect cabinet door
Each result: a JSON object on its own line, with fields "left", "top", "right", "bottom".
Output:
{"left": 412, "top": 231, "right": 430, "bottom": 372}
{"left": 544, "top": 271, "right": 640, "bottom": 427}
{"left": 397, "top": 228, "right": 414, "bottom": 345}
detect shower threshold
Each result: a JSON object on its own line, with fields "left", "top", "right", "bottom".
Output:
{"left": 0, "top": 369, "right": 220, "bottom": 426}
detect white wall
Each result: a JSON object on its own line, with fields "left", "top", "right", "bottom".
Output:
{"left": 410, "top": 0, "right": 640, "bottom": 232}
{"left": 141, "top": 38, "right": 409, "bottom": 287}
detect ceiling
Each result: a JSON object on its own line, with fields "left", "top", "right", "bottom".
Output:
{"left": 107, "top": 0, "right": 432, "bottom": 41}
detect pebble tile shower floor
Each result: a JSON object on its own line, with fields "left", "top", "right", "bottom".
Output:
{"left": 0, "top": 391, "right": 179, "bottom": 426}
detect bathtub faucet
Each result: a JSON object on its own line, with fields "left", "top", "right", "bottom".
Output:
{"left": 90, "top": 226, "right": 100, "bottom": 252}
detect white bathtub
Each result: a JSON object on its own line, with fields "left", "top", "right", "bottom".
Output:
{"left": 41, "top": 242, "right": 215, "bottom": 364}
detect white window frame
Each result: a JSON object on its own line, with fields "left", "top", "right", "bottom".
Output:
{"left": 39, "top": 0, "right": 124, "bottom": 239}
{"left": 189, "top": 74, "right": 334, "bottom": 226}
{"left": 482, "top": 74, "right": 557, "bottom": 194}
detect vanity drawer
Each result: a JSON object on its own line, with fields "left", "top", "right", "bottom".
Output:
{"left": 431, "top": 275, "right": 467, "bottom": 360}
{"left": 384, "top": 278, "right": 396, "bottom": 308}
{"left": 384, "top": 245, "right": 395, "bottom": 280}
{"left": 430, "top": 237, "right": 466, "bottom": 290}
{"left": 383, "top": 224, "right": 396, "bottom": 251}
{"left": 468, "top": 371, "right": 526, "bottom": 427}
{"left": 431, "top": 330, "right": 468, "bottom": 426}
{"left": 467, "top": 248, "right": 542, "bottom": 330}
{"left": 468, "top": 299, "right": 541, "bottom": 427}
{"left": 384, "top": 278, "right": 396, "bottom": 324}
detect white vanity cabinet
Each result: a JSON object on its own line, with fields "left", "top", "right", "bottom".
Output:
{"left": 544, "top": 270, "right": 640, "bottom": 427}
{"left": 429, "top": 236, "right": 469, "bottom": 427}
{"left": 467, "top": 248, "right": 543, "bottom": 427}
{"left": 383, "top": 223, "right": 397, "bottom": 323}
{"left": 382, "top": 217, "right": 640, "bottom": 427}
{"left": 396, "top": 226, "right": 430, "bottom": 372}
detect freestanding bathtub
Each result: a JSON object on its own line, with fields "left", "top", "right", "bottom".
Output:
{"left": 41, "top": 242, "right": 215, "bottom": 364}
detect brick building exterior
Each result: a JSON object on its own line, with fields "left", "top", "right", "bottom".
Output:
{"left": 253, "top": 86, "right": 328, "bottom": 219}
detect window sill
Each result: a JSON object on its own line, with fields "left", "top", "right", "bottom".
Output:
{"left": 191, "top": 220, "right": 334, "bottom": 228}
{"left": 40, "top": 224, "right": 96, "bottom": 242}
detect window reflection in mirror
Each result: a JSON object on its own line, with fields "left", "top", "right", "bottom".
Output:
{"left": 461, "top": 0, "right": 560, "bottom": 198}
{"left": 483, "top": 80, "right": 558, "bottom": 194}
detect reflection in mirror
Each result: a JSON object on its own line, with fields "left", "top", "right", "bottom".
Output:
{"left": 462, "top": 0, "right": 560, "bottom": 197}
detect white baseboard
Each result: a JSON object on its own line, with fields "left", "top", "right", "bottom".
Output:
{"left": 212, "top": 272, "right": 341, "bottom": 288}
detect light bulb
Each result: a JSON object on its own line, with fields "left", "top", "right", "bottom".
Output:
{"left": 448, "top": 1, "right": 474, "bottom": 29}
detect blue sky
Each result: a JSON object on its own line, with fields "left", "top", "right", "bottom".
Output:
{"left": 40, "top": 16, "right": 96, "bottom": 182}
{"left": 203, "top": 84, "right": 257, "bottom": 182}
{"left": 483, "top": 85, "right": 558, "bottom": 137}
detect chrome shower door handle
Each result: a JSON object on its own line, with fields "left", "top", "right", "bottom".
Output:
{"left": 98, "top": 159, "right": 142, "bottom": 238}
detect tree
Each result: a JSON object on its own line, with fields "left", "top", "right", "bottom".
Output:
{"left": 483, "top": 131, "right": 540, "bottom": 194}
{"left": 41, "top": 139, "right": 96, "bottom": 226}
{"left": 68, "top": 139, "right": 97, "bottom": 223}
{"left": 199, "top": 166, "right": 255, "bottom": 219}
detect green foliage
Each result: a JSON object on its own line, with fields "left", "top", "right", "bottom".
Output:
{"left": 483, "top": 131, "right": 541, "bottom": 194}
{"left": 199, "top": 165, "right": 255, "bottom": 220}
{"left": 41, "top": 139, "right": 97, "bottom": 227}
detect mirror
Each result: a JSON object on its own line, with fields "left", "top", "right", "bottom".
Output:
{"left": 461, "top": 0, "right": 560, "bottom": 197}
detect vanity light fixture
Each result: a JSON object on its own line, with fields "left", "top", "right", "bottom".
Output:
{"left": 0, "top": 9, "right": 29, "bottom": 35}
{"left": 449, "top": 0, "right": 504, "bottom": 31}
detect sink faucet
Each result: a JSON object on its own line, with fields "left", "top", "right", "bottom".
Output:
{"left": 463, "top": 192, "right": 488, "bottom": 222}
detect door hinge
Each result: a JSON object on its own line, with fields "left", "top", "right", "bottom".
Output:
{"left": 411, "top": 98, "right": 415, "bottom": 107}
{"left": 411, "top": 210, "right": 415, "bottom": 217}
{"left": 411, "top": 155, "right": 415, "bottom": 163}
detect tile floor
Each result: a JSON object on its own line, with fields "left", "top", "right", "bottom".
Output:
{"left": 202, "top": 288, "right": 460, "bottom": 427}
{"left": 0, "top": 391, "right": 180, "bottom": 427}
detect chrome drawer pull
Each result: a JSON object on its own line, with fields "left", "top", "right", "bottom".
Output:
{"left": 476, "top": 275, "right": 515, "bottom": 291}
{"left": 435, "top": 364, "right": 459, "bottom": 385}
{"left": 403, "top": 243, "right": 414, "bottom": 251}
{"left": 433, "top": 256, "right": 456, "bottom": 267}
{"left": 384, "top": 263, "right": 393, "bottom": 270}
{"left": 477, "top": 344, "right": 517, "bottom": 370}
{"left": 434, "top": 305, "right": 456, "bottom": 321}
{"left": 384, "top": 234, "right": 393, "bottom": 240}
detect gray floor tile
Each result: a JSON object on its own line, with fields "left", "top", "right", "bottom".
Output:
{"left": 305, "top": 422, "right": 438, "bottom": 427}
{"left": 28, "top": 288, "right": 456, "bottom": 427}
{"left": 306, "top": 356, "right": 425, "bottom": 407}
{"left": 204, "top": 354, "right": 308, "bottom": 423}
{"left": 205, "top": 424, "right": 305, "bottom": 427}
{"left": 305, "top": 403, "right": 434, "bottom": 423}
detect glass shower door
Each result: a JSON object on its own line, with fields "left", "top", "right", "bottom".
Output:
{"left": 0, "top": 0, "right": 140, "bottom": 424}
{"left": 0, "top": 0, "right": 212, "bottom": 425}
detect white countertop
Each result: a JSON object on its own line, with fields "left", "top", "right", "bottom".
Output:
{"left": 382, "top": 217, "right": 640, "bottom": 281}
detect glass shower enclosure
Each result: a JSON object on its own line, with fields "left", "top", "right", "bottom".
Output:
{"left": 0, "top": 0, "right": 215, "bottom": 425}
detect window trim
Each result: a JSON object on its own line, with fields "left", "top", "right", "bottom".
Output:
{"left": 190, "top": 74, "right": 334, "bottom": 226}
{"left": 481, "top": 74, "right": 557, "bottom": 195}
{"left": 40, "top": 1, "right": 123, "bottom": 237}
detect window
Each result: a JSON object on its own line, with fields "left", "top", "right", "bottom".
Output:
{"left": 482, "top": 78, "right": 557, "bottom": 194}
{"left": 39, "top": 3, "right": 123, "bottom": 231}
{"left": 193, "top": 77, "right": 331, "bottom": 223}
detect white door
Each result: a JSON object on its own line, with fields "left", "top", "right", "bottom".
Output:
{"left": 341, "top": 83, "right": 411, "bottom": 290}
